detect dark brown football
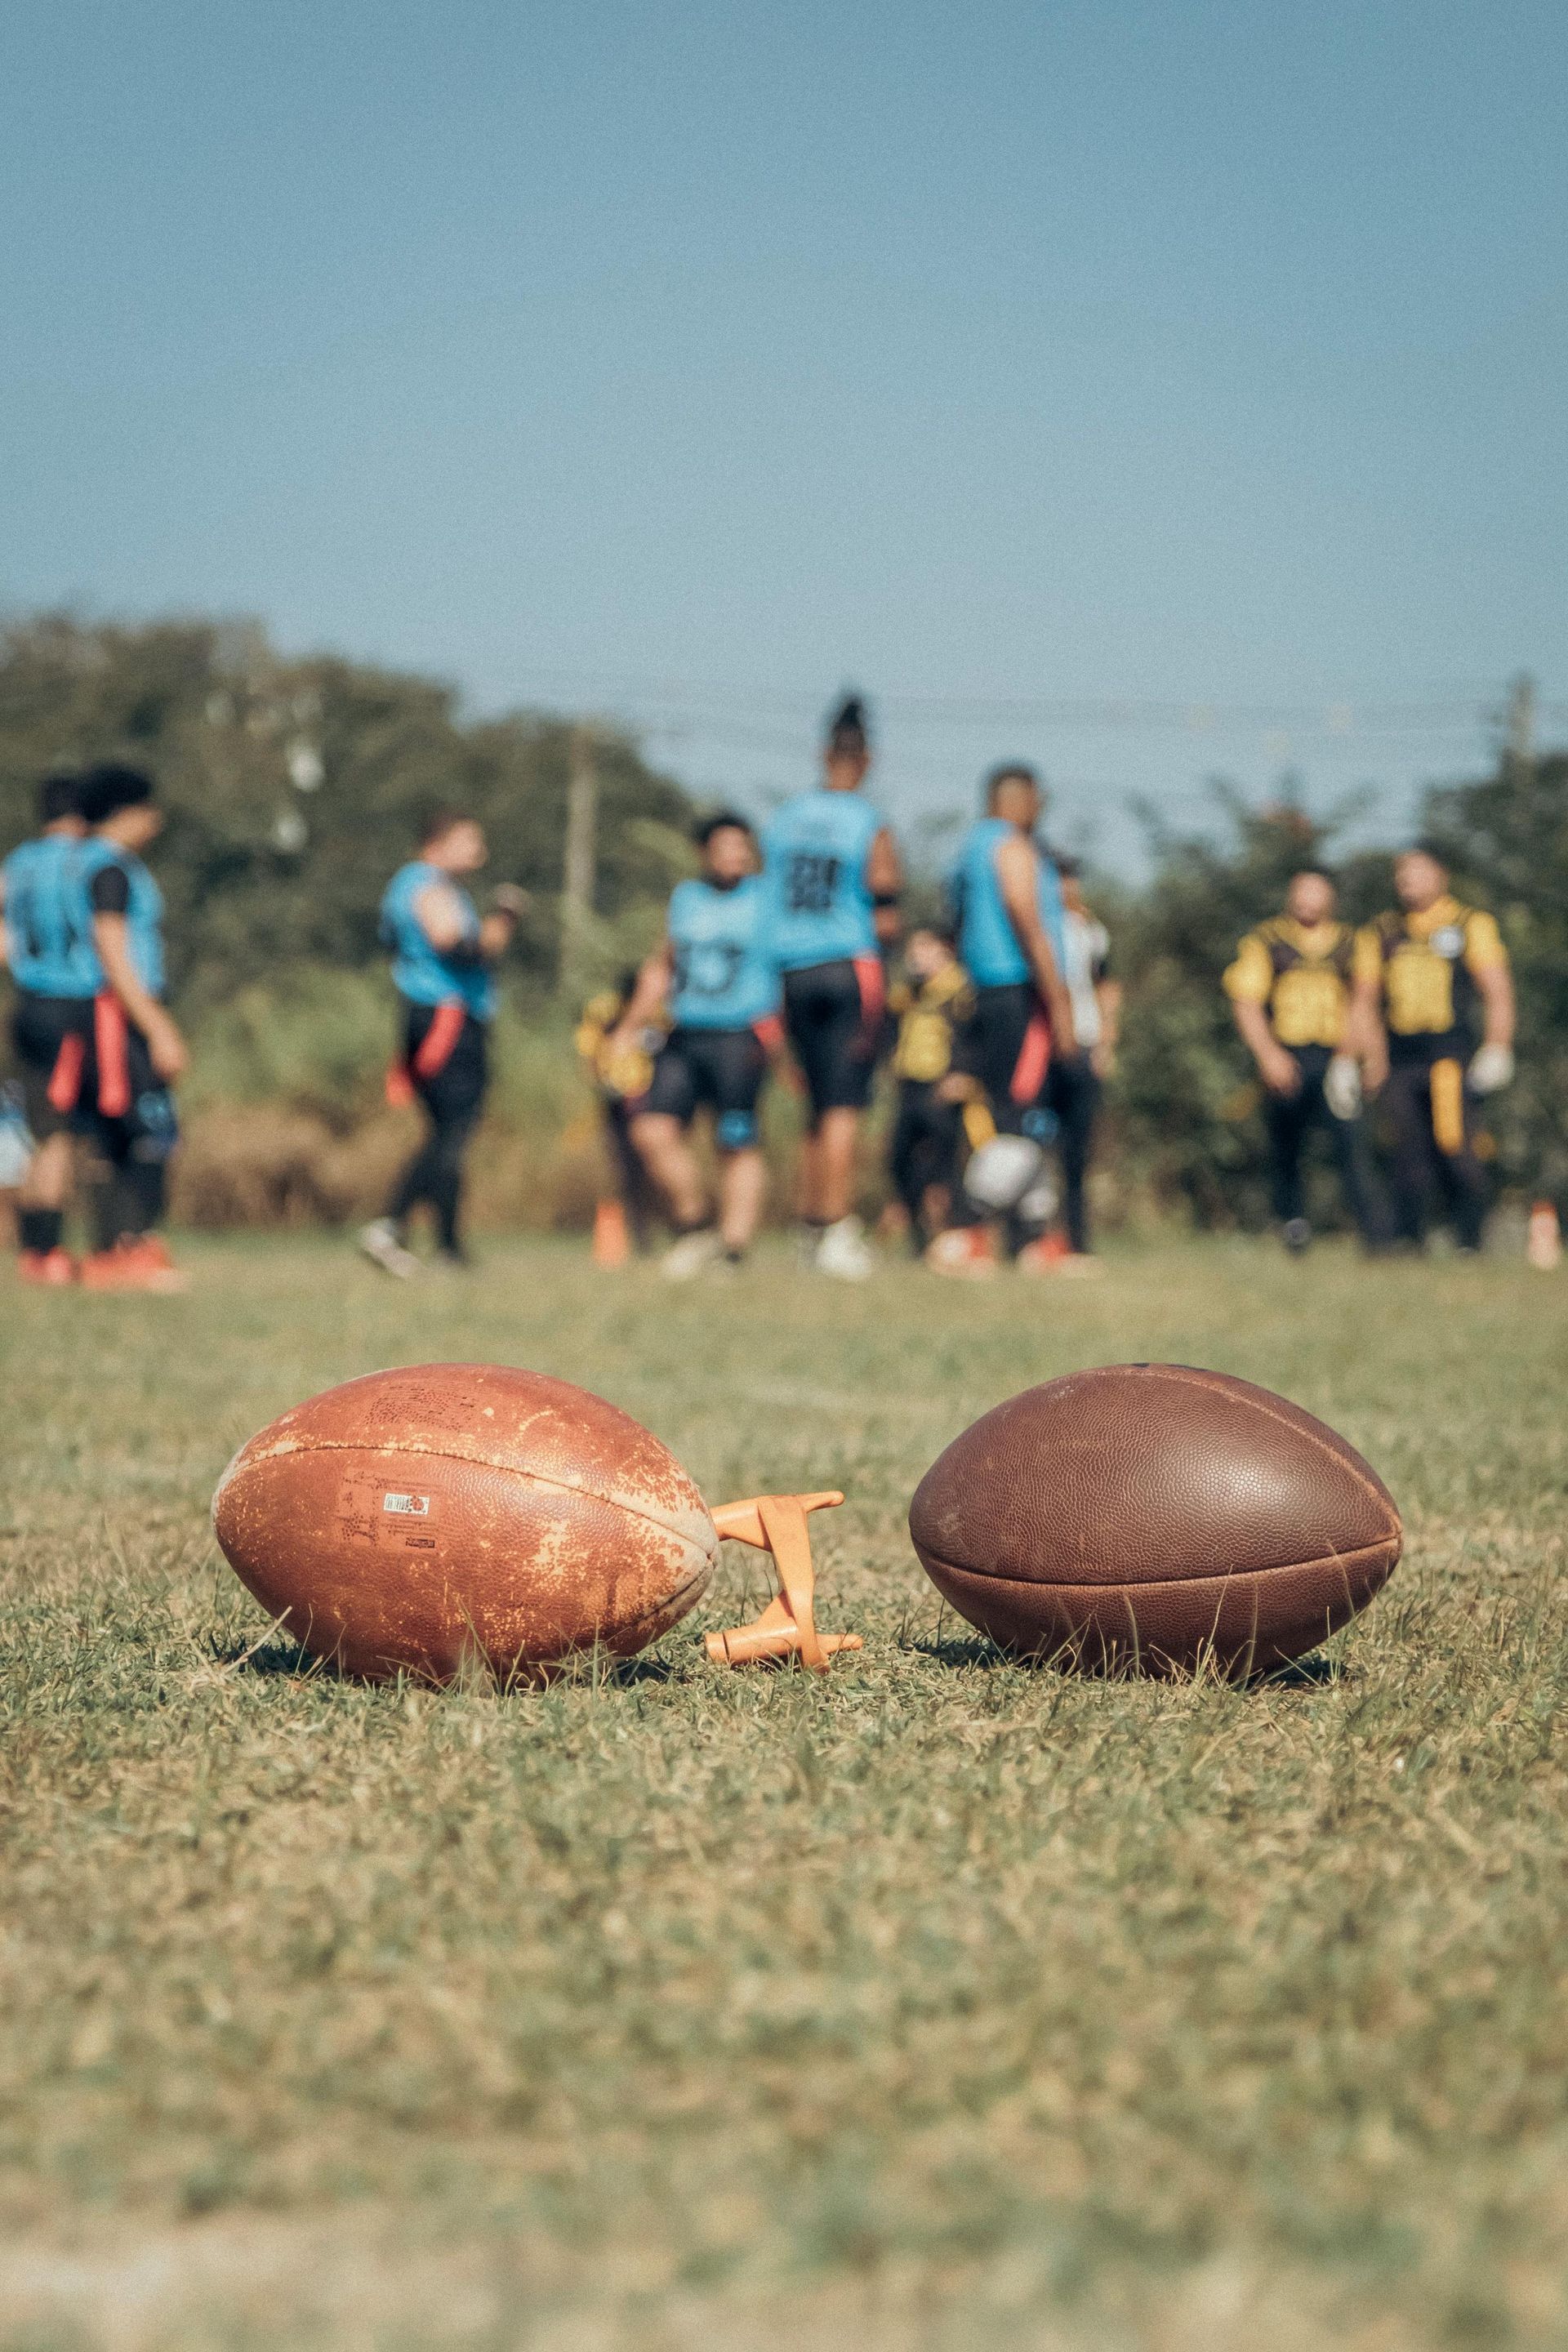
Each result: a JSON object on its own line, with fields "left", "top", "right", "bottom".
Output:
{"left": 212, "top": 1363, "right": 717, "bottom": 1683}
{"left": 909, "top": 1364, "right": 1401, "bottom": 1676}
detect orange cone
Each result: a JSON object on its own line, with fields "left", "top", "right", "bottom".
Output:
{"left": 1527, "top": 1200, "right": 1561, "bottom": 1272}
{"left": 592, "top": 1199, "right": 630, "bottom": 1268}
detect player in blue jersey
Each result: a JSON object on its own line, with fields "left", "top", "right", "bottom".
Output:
{"left": 70, "top": 764, "right": 191, "bottom": 1290}
{"left": 1, "top": 772, "right": 91, "bottom": 1282}
{"left": 932, "top": 763, "right": 1076, "bottom": 1276}
{"left": 613, "top": 811, "right": 781, "bottom": 1278}
{"left": 359, "top": 809, "right": 525, "bottom": 1276}
{"left": 763, "top": 696, "right": 902, "bottom": 1281}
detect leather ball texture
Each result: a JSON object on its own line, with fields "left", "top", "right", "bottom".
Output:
{"left": 212, "top": 1363, "right": 718, "bottom": 1683}
{"left": 909, "top": 1364, "right": 1401, "bottom": 1677}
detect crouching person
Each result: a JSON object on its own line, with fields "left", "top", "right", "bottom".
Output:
{"left": 615, "top": 812, "right": 779, "bottom": 1279}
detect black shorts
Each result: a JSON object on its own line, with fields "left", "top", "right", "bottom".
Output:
{"left": 9, "top": 991, "right": 94, "bottom": 1141}
{"left": 637, "top": 1025, "right": 768, "bottom": 1149}
{"left": 782, "top": 958, "right": 884, "bottom": 1124}
{"left": 402, "top": 1000, "right": 489, "bottom": 1125}
{"left": 971, "top": 982, "right": 1054, "bottom": 1138}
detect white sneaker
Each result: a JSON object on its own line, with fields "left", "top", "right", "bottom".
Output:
{"left": 661, "top": 1227, "right": 727, "bottom": 1281}
{"left": 814, "top": 1214, "right": 874, "bottom": 1281}
{"left": 359, "top": 1219, "right": 421, "bottom": 1280}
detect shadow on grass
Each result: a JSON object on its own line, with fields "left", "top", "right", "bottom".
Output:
{"left": 207, "top": 1637, "right": 681, "bottom": 1691}
{"left": 211, "top": 1637, "right": 321, "bottom": 1680}
{"left": 905, "top": 1628, "right": 1344, "bottom": 1690}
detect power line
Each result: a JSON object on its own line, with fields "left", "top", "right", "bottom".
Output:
{"left": 504, "top": 667, "right": 1563, "bottom": 743}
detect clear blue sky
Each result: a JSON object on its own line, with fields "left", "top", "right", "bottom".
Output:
{"left": 2, "top": 2, "right": 1563, "bottom": 867}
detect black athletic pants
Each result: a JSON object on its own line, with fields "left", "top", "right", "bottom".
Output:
{"left": 1264, "top": 1044, "right": 1384, "bottom": 1241}
{"left": 386, "top": 1004, "right": 488, "bottom": 1256}
{"left": 1381, "top": 1054, "right": 1487, "bottom": 1251}
{"left": 1045, "top": 1052, "right": 1102, "bottom": 1254}
{"left": 889, "top": 1080, "right": 964, "bottom": 1247}
{"left": 950, "top": 983, "right": 1053, "bottom": 1245}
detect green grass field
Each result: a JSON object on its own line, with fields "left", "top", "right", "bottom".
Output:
{"left": 2, "top": 1236, "right": 1566, "bottom": 2350}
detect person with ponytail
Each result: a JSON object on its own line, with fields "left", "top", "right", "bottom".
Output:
{"left": 761, "top": 695, "right": 902, "bottom": 1280}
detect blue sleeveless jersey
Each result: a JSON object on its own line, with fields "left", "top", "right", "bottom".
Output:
{"left": 380, "top": 861, "right": 495, "bottom": 1018}
{"left": 2, "top": 835, "right": 99, "bottom": 996}
{"left": 74, "top": 838, "right": 166, "bottom": 996}
{"left": 762, "top": 788, "right": 881, "bottom": 971}
{"left": 666, "top": 875, "right": 779, "bottom": 1030}
{"left": 950, "top": 818, "right": 1067, "bottom": 988}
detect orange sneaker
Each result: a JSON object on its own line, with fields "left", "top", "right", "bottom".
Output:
{"left": 18, "top": 1247, "right": 77, "bottom": 1287}
{"left": 925, "top": 1227, "right": 998, "bottom": 1279}
{"left": 1016, "top": 1232, "right": 1071, "bottom": 1275}
{"left": 80, "top": 1237, "right": 189, "bottom": 1294}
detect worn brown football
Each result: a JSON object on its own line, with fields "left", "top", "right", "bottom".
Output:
{"left": 909, "top": 1364, "right": 1401, "bottom": 1676}
{"left": 212, "top": 1363, "right": 717, "bottom": 1682}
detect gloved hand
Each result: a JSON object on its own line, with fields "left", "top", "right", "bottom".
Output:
{"left": 1323, "top": 1054, "right": 1363, "bottom": 1121}
{"left": 1468, "top": 1043, "right": 1515, "bottom": 1096}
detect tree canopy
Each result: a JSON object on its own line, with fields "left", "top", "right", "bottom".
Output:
{"left": 0, "top": 614, "right": 696, "bottom": 1006}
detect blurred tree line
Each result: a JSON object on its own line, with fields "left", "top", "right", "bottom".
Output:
{"left": 2, "top": 614, "right": 1562, "bottom": 1227}
{"left": 0, "top": 613, "right": 694, "bottom": 1013}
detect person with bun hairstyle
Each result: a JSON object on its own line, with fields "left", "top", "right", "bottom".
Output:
{"left": 763, "top": 695, "right": 902, "bottom": 1281}
{"left": 613, "top": 809, "right": 780, "bottom": 1276}
{"left": 359, "top": 809, "right": 526, "bottom": 1277}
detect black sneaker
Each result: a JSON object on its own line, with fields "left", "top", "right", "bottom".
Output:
{"left": 1282, "top": 1218, "right": 1312, "bottom": 1254}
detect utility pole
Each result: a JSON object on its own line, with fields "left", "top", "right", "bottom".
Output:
{"left": 559, "top": 721, "right": 599, "bottom": 996}
{"left": 1505, "top": 672, "right": 1536, "bottom": 785}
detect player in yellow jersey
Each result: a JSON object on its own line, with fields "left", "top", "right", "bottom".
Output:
{"left": 1224, "top": 870, "right": 1385, "bottom": 1252}
{"left": 1352, "top": 847, "right": 1514, "bottom": 1254}
{"left": 884, "top": 925, "right": 976, "bottom": 1253}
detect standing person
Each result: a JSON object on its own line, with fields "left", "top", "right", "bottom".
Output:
{"left": 1047, "top": 855, "right": 1120, "bottom": 1267}
{"left": 614, "top": 812, "right": 779, "bottom": 1278}
{"left": 884, "top": 925, "right": 975, "bottom": 1254}
{"left": 72, "top": 764, "right": 190, "bottom": 1291}
{"left": 1224, "top": 869, "right": 1384, "bottom": 1254}
{"left": 764, "top": 696, "right": 902, "bottom": 1281}
{"left": 929, "top": 764, "right": 1075, "bottom": 1276}
{"left": 1352, "top": 847, "right": 1514, "bottom": 1254}
{"left": 1, "top": 773, "right": 92, "bottom": 1283}
{"left": 359, "top": 810, "right": 524, "bottom": 1277}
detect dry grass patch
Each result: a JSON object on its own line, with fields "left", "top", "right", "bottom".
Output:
{"left": 2, "top": 1236, "right": 1566, "bottom": 2347}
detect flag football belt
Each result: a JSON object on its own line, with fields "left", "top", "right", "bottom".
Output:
{"left": 45, "top": 993, "right": 134, "bottom": 1120}
{"left": 386, "top": 1000, "right": 467, "bottom": 1107}
{"left": 852, "top": 954, "right": 886, "bottom": 1040}
{"left": 1009, "top": 1005, "right": 1052, "bottom": 1105}
{"left": 1430, "top": 1057, "right": 1466, "bottom": 1156}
